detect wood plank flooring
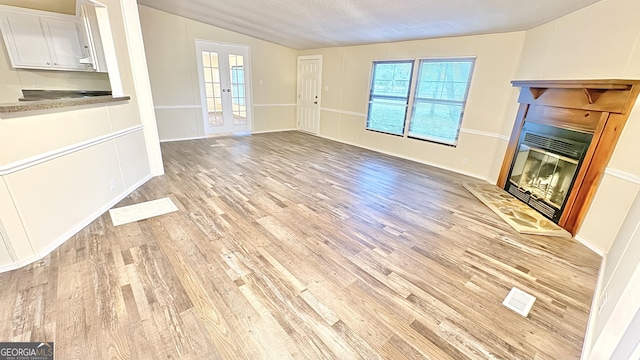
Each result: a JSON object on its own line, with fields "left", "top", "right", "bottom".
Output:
{"left": 0, "top": 131, "right": 601, "bottom": 359}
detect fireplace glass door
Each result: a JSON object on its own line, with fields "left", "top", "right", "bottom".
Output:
{"left": 509, "top": 145, "right": 578, "bottom": 209}
{"left": 505, "top": 122, "right": 592, "bottom": 223}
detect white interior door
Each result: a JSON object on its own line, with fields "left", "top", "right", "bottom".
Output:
{"left": 297, "top": 56, "right": 322, "bottom": 134}
{"left": 196, "top": 41, "right": 252, "bottom": 135}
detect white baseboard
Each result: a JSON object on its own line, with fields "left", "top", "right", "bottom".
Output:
{"left": 160, "top": 128, "right": 298, "bottom": 143}
{"left": 252, "top": 128, "right": 297, "bottom": 134}
{"left": 581, "top": 255, "right": 607, "bottom": 359}
{"left": 574, "top": 234, "right": 606, "bottom": 257}
{"left": 314, "top": 133, "right": 487, "bottom": 182}
{"left": 0, "top": 261, "right": 19, "bottom": 273}
{"left": 160, "top": 135, "right": 207, "bottom": 143}
{"left": 0, "top": 173, "right": 153, "bottom": 273}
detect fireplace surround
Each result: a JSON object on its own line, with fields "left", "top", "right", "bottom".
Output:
{"left": 497, "top": 80, "right": 640, "bottom": 235}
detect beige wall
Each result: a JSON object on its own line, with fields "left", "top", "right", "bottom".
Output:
{"left": 0, "top": 3, "right": 111, "bottom": 103}
{"left": 298, "top": 32, "right": 525, "bottom": 181}
{"left": 513, "top": 0, "right": 640, "bottom": 357}
{"left": 0, "top": 0, "right": 157, "bottom": 271}
{"left": 138, "top": 5, "right": 298, "bottom": 141}
{"left": 0, "top": 0, "right": 76, "bottom": 15}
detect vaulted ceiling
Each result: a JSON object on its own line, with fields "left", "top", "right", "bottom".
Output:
{"left": 136, "top": 0, "right": 602, "bottom": 50}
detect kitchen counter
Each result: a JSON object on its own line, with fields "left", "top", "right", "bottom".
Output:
{"left": 0, "top": 95, "right": 131, "bottom": 114}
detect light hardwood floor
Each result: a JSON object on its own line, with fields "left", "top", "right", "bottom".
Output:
{"left": 0, "top": 131, "right": 601, "bottom": 359}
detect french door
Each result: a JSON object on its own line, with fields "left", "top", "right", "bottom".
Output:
{"left": 196, "top": 41, "right": 252, "bottom": 135}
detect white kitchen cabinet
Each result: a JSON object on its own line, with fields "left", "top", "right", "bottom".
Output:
{"left": 0, "top": 12, "right": 92, "bottom": 71}
{"left": 0, "top": 13, "right": 52, "bottom": 68}
{"left": 42, "top": 18, "right": 88, "bottom": 70}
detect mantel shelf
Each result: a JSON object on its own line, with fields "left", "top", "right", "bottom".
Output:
{"left": 512, "top": 79, "right": 636, "bottom": 90}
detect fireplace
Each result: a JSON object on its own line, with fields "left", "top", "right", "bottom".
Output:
{"left": 505, "top": 123, "right": 592, "bottom": 223}
{"left": 498, "top": 80, "right": 640, "bottom": 235}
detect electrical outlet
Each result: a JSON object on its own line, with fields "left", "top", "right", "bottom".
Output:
{"left": 191, "top": 127, "right": 196, "bottom": 134}
{"left": 599, "top": 292, "right": 608, "bottom": 313}
{"left": 325, "top": 85, "right": 329, "bottom": 92}
{"left": 109, "top": 178, "right": 117, "bottom": 191}
{"left": 462, "top": 157, "right": 469, "bottom": 165}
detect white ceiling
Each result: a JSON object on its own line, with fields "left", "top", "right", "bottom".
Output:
{"left": 137, "top": 0, "right": 602, "bottom": 50}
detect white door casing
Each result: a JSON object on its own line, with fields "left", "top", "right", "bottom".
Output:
{"left": 297, "top": 55, "right": 322, "bottom": 134}
{"left": 196, "top": 40, "right": 252, "bottom": 135}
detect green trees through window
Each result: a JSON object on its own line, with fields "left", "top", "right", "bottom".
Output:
{"left": 366, "top": 60, "right": 414, "bottom": 135}
{"left": 366, "top": 58, "right": 475, "bottom": 146}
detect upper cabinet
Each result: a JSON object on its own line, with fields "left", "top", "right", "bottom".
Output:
{"left": 0, "top": 6, "right": 105, "bottom": 72}
{"left": 0, "top": 13, "right": 53, "bottom": 68}
{"left": 42, "top": 17, "right": 89, "bottom": 70}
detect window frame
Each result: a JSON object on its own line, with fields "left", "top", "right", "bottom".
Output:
{"left": 408, "top": 57, "right": 476, "bottom": 146}
{"left": 365, "top": 59, "right": 415, "bottom": 136}
{"left": 364, "top": 57, "right": 476, "bottom": 147}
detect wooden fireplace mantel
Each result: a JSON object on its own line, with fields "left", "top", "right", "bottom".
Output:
{"left": 497, "top": 79, "right": 640, "bottom": 235}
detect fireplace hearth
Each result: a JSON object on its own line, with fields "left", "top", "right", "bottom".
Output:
{"left": 498, "top": 80, "right": 640, "bottom": 235}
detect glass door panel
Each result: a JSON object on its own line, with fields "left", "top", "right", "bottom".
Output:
{"left": 509, "top": 144, "right": 579, "bottom": 208}
{"left": 202, "top": 51, "right": 223, "bottom": 127}
{"left": 228, "top": 53, "right": 247, "bottom": 125}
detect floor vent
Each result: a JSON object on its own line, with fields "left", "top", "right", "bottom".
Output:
{"left": 109, "top": 197, "right": 179, "bottom": 226}
{"left": 502, "top": 287, "right": 536, "bottom": 317}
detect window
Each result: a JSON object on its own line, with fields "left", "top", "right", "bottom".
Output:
{"left": 365, "top": 58, "right": 475, "bottom": 146}
{"left": 366, "top": 60, "right": 414, "bottom": 135}
{"left": 409, "top": 58, "right": 475, "bottom": 145}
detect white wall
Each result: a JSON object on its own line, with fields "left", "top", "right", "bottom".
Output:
{"left": 589, "top": 193, "right": 640, "bottom": 359}
{"left": 138, "top": 5, "right": 298, "bottom": 141}
{"left": 298, "top": 32, "right": 525, "bottom": 181}
{"left": 512, "top": 0, "right": 640, "bottom": 357}
{"left": 0, "top": 0, "right": 160, "bottom": 271}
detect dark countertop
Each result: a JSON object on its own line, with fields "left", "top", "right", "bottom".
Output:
{"left": 0, "top": 95, "right": 131, "bottom": 114}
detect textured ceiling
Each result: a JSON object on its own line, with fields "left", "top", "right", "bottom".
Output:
{"left": 137, "top": 0, "right": 602, "bottom": 50}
